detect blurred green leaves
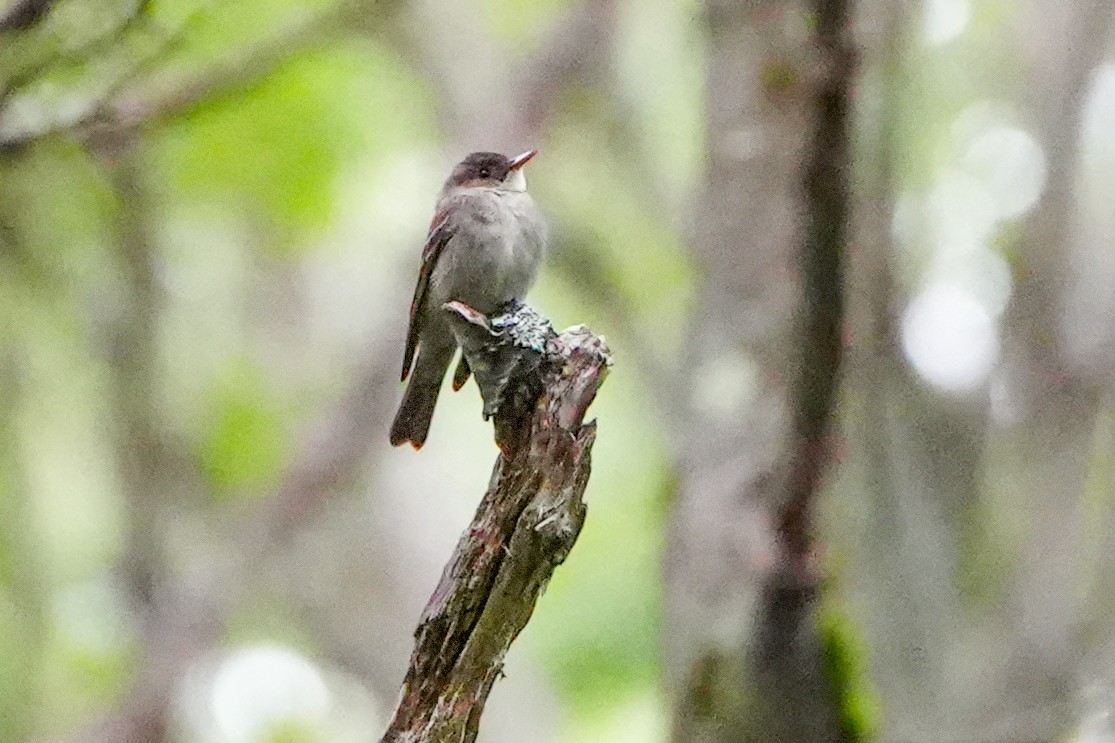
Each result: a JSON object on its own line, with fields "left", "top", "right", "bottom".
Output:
{"left": 1, "top": 0, "right": 707, "bottom": 739}
{"left": 259, "top": 718, "right": 321, "bottom": 743}
{"left": 542, "top": 100, "right": 695, "bottom": 352}
{"left": 482, "top": 0, "right": 572, "bottom": 45}
{"left": 155, "top": 38, "right": 437, "bottom": 243}
{"left": 0, "top": 358, "right": 45, "bottom": 743}
{"left": 0, "top": 138, "right": 113, "bottom": 287}
{"left": 0, "top": 586, "right": 42, "bottom": 741}
{"left": 147, "top": 0, "right": 341, "bottom": 58}
{"left": 817, "top": 601, "right": 881, "bottom": 743}
{"left": 198, "top": 356, "right": 289, "bottom": 494}
{"left": 36, "top": 578, "right": 136, "bottom": 738}
{"left": 524, "top": 369, "right": 671, "bottom": 724}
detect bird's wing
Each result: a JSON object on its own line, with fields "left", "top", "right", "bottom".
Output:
{"left": 400, "top": 197, "right": 462, "bottom": 382}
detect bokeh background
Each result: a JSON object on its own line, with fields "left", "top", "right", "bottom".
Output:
{"left": 2, "top": 0, "right": 1115, "bottom": 741}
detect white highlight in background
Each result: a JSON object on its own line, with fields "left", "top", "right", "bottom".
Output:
{"left": 926, "top": 169, "right": 998, "bottom": 254}
{"left": 901, "top": 283, "right": 999, "bottom": 393}
{"left": 923, "top": 0, "right": 970, "bottom": 46}
{"left": 210, "top": 645, "right": 332, "bottom": 743}
{"left": 930, "top": 247, "right": 1014, "bottom": 318}
{"left": 962, "top": 126, "right": 1046, "bottom": 219}
{"left": 691, "top": 351, "right": 759, "bottom": 422}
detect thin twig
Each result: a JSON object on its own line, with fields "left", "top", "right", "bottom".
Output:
{"left": 0, "top": 0, "right": 152, "bottom": 105}
{"left": 0, "top": 0, "right": 370, "bottom": 148}
{"left": 0, "top": 0, "right": 54, "bottom": 30}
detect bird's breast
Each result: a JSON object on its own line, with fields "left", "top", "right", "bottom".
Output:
{"left": 429, "top": 191, "right": 546, "bottom": 316}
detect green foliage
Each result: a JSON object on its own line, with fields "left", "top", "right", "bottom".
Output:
{"left": 224, "top": 596, "right": 318, "bottom": 654}
{"left": 761, "top": 58, "right": 799, "bottom": 95}
{"left": 0, "top": 587, "right": 41, "bottom": 740}
{"left": 198, "top": 357, "right": 289, "bottom": 494}
{"left": 57, "top": 629, "right": 134, "bottom": 705}
{"left": 0, "top": 140, "right": 114, "bottom": 284}
{"left": 524, "top": 355, "right": 671, "bottom": 719}
{"left": 259, "top": 718, "right": 320, "bottom": 743}
{"left": 0, "top": 366, "right": 42, "bottom": 743}
{"left": 817, "top": 599, "right": 881, "bottom": 743}
{"left": 1082, "top": 412, "right": 1115, "bottom": 584}
{"left": 561, "top": 691, "right": 668, "bottom": 743}
{"left": 542, "top": 100, "right": 696, "bottom": 351}
{"left": 956, "top": 496, "right": 1013, "bottom": 607}
{"left": 156, "top": 48, "right": 354, "bottom": 234}
{"left": 148, "top": 0, "right": 341, "bottom": 61}
{"left": 155, "top": 39, "right": 437, "bottom": 243}
{"left": 0, "top": 0, "right": 137, "bottom": 81}
{"left": 482, "top": 0, "right": 572, "bottom": 44}
{"left": 35, "top": 580, "right": 136, "bottom": 737}
{"left": 614, "top": 0, "right": 704, "bottom": 199}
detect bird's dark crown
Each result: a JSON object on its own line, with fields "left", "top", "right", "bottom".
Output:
{"left": 447, "top": 152, "right": 513, "bottom": 187}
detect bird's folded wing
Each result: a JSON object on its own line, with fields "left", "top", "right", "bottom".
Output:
{"left": 400, "top": 195, "right": 465, "bottom": 382}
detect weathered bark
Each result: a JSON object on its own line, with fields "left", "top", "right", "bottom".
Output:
{"left": 666, "top": 1, "right": 855, "bottom": 741}
{"left": 381, "top": 319, "right": 610, "bottom": 743}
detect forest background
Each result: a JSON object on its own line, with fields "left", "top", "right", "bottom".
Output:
{"left": 3, "top": 0, "right": 1115, "bottom": 741}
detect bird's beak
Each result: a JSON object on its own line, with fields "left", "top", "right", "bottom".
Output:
{"left": 508, "top": 150, "right": 537, "bottom": 171}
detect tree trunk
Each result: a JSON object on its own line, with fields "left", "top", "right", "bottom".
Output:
{"left": 666, "top": 1, "right": 856, "bottom": 741}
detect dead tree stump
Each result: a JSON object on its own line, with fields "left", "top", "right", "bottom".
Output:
{"left": 381, "top": 301, "right": 611, "bottom": 743}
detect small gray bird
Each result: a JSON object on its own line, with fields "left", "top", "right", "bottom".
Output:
{"left": 390, "top": 150, "right": 548, "bottom": 449}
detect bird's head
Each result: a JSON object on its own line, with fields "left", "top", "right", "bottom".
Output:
{"left": 445, "top": 150, "right": 537, "bottom": 194}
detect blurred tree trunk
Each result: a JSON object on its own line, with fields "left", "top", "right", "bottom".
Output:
{"left": 665, "top": 1, "right": 855, "bottom": 741}
{"left": 993, "top": 0, "right": 1114, "bottom": 734}
{"left": 847, "top": 1, "right": 1115, "bottom": 741}
{"left": 844, "top": 1, "right": 991, "bottom": 740}
{"left": 101, "top": 137, "right": 172, "bottom": 619}
{"left": 81, "top": 133, "right": 190, "bottom": 743}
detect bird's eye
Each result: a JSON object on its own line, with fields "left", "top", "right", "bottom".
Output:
{"left": 478, "top": 167, "right": 491, "bottom": 178}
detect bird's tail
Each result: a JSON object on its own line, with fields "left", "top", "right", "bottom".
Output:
{"left": 390, "top": 343, "right": 455, "bottom": 449}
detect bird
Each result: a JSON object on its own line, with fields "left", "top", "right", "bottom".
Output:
{"left": 390, "top": 150, "right": 548, "bottom": 449}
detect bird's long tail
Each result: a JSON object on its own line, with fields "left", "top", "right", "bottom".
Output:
{"left": 390, "top": 342, "right": 455, "bottom": 448}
